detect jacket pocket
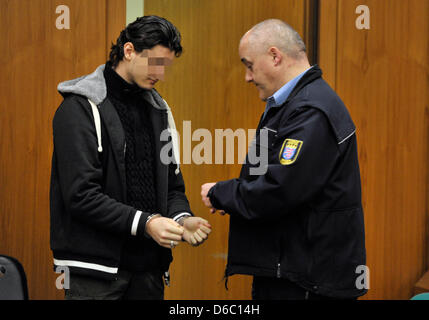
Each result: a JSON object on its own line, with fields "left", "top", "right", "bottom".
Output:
{"left": 228, "top": 216, "right": 279, "bottom": 272}
{"left": 331, "top": 207, "right": 366, "bottom": 287}
{"left": 309, "top": 207, "right": 366, "bottom": 288}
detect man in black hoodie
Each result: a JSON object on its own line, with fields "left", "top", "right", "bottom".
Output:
{"left": 201, "top": 19, "right": 367, "bottom": 300}
{"left": 51, "top": 16, "right": 211, "bottom": 300}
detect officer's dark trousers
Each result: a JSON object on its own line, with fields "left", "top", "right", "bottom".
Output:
{"left": 64, "top": 269, "right": 164, "bottom": 300}
{"left": 252, "top": 276, "right": 357, "bottom": 300}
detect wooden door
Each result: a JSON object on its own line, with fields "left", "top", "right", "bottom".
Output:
{"left": 320, "top": 0, "right": 429, "bottom": 299}
{"left": 0, "top": 0, "right": 125, "bottom": 300}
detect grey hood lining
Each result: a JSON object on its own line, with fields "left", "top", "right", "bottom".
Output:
{"left": 57, "top": 64, "right": 168, "bottom": 111}
{"left": 57, "top": 64, "right": 181, "bottom": 174}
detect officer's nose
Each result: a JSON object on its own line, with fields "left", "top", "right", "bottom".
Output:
{"left": 245, "top": 70, "right": 253, "bottom": 83}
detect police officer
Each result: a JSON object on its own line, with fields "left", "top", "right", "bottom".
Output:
{"left": 201, "top": 19, "right": 367, "bottom": 300}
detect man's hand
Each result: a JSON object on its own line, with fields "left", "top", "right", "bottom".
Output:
{"left": 145, "top": 216, "right": 184, "bottom": 249}
{"left": 181, "top": 217, "right": 212, "bottom": 246}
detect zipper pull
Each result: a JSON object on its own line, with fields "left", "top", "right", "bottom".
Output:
{"left": 277, "top": 263, "right": 281, "bottom": 278}
{"left": 164, "top": 271, "right": 170, "bottom": 287}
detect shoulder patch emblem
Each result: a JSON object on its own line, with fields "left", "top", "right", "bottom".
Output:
{"left": 279, "top": 139, "right": 303, "bottom": 165}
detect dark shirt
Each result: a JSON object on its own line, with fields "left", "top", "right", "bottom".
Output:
{"left": 104, "top": 62, "right": 158, "bottom": 271}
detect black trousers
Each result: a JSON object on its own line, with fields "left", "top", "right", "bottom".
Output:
{"left": 252, "top": 276, "right": 357, "bottom": 300}
{"left": 64, "top": 269, "right": 164, "bottom": 300}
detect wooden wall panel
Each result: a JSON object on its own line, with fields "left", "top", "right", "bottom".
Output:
{"left": 107, "top": 0, "right": 127, "bottom": 59}
{"left": 144, "top": 0, "right": 313, "bottom": 300}
{"left": 319, "top": 0, "right": 429, "bottom": 299}
{"left": 0, "top": 0, "right": 125, "bottom": 300}
{"left": 318, "top": 0, "right": 337, "bottom": 88}
{"left": 7, "top": 0, "right": 424, "bottom": 301}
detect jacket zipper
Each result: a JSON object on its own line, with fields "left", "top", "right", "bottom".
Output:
{"left": 277, "top": 233, "right": 283, "bottom": 278}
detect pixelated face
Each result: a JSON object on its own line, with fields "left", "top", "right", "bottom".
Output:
{"left": 239, "top": 39, "right": 276, "bottom": 101}
{"left": 129, "top": 45, "right": 175, "bottom": 89}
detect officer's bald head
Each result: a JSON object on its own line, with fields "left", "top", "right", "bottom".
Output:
{"left": 238, "top": 19, "right": 311, "bottom": 102}
{"left": 241, "top": 19, "right": 307, "bottom": 60}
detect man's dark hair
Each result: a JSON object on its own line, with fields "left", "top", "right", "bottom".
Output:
{"left": 109, "top": 15, "right": 183, "bottom": 67}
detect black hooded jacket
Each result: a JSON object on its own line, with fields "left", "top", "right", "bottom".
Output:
{"left": 50, "top": 64, "right": 192, "bottom": 279}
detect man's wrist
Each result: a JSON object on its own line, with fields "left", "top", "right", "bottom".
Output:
{"left": 144, "top": 213, "right": 162, "bottom": 238}
{"left": 173, "top": 212, "right": 192, "bottom": 226}
{"left": 173, "top": 213, "right": 192, "bottom": 241}
{"left": 177, "top": 216, "right": 189, "bottom": 226}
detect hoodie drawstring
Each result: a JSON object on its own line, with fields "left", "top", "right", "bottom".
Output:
{"left": 87, "top": 98, "right": 181, "bottom": 178}
{"left": 88, "top": 99, "right": 103, "bottom": 153}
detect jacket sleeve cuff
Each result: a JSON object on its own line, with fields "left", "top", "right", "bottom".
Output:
{"left": 208, "top": 184, "right": 221, "bottom": 209}
{"left": 130, "top": 210, "right": 150, "bottom": 237}
{"left": 173, "top": 212, "right": 192, "bottom": 223}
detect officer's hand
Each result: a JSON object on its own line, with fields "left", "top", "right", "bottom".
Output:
{"left": 201, "top": 183, "right": 227, "bottom": 215}
{"left": 181, "top": 217, "right": 212, "bottom": 246}
{"left": 201, "top": 182, "right": 216, "bottom": 209}
{"left": 145, "top": 216, "right": 184, "bottom": 249}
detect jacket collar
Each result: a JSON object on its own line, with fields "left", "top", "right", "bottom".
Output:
{"left": 281, "top": 64, "right": 356, "bottom": 144}
{"left": 285, "top": 64, "right": 323, "bottom": 105}
{"left": 104, "top": 62, "right": 146, "bottom": 102}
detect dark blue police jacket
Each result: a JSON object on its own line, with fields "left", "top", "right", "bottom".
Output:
{"left": 210, "top": 65, "right": 367, "bottom": 298}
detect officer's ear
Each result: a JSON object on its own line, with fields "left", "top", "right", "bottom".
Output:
{"left": 268, "top": 47, "right": 283, "bottom": 66}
